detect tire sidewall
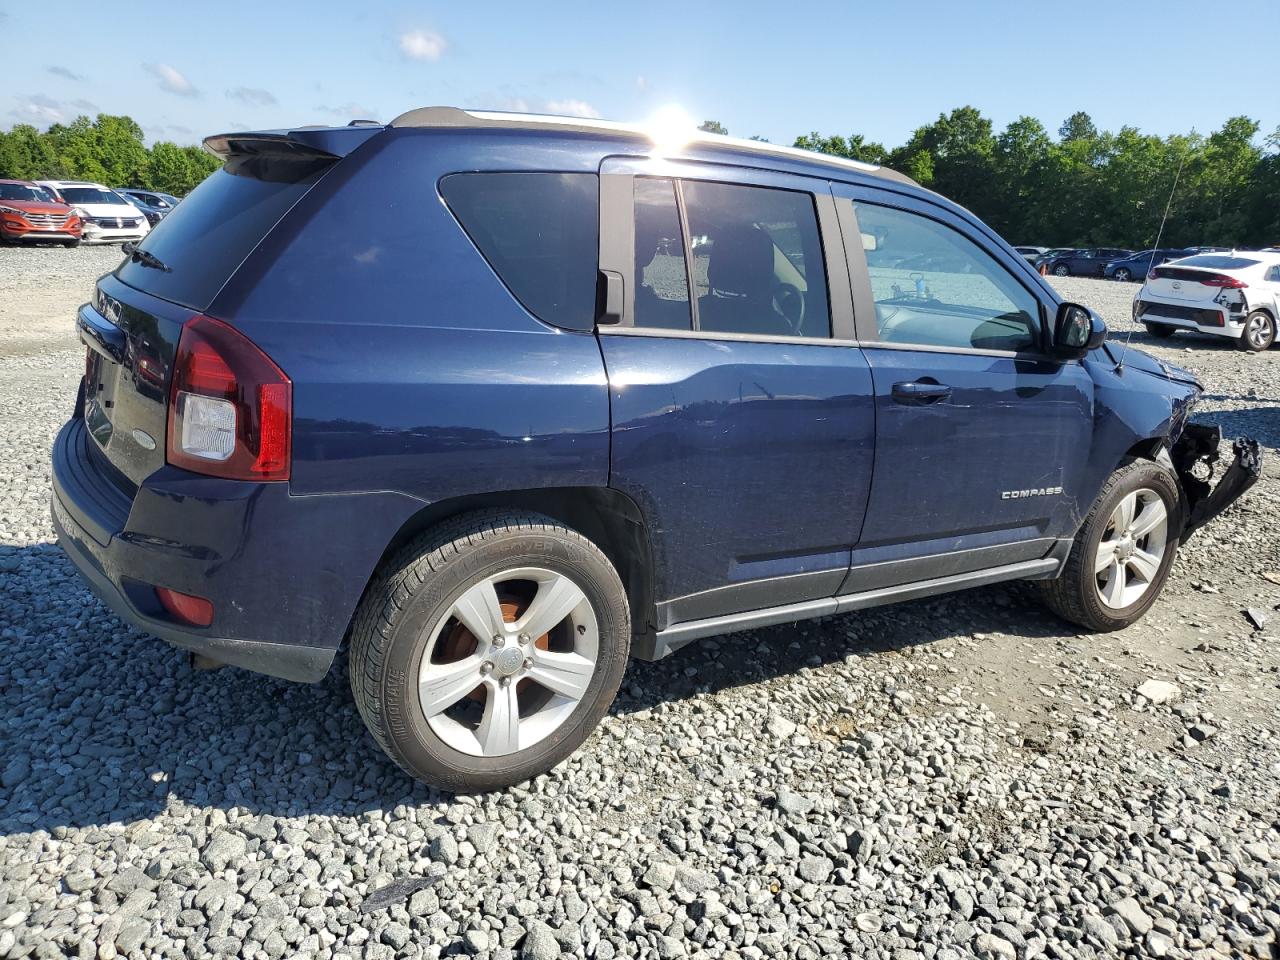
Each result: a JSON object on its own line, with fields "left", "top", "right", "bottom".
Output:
{"left": 1075, "top": 462, "right": 1181, "bottom": 628}
{"left": 377, "top": 529, "right": 629, "bottom": 790}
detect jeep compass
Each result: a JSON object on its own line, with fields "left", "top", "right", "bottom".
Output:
{"left": 51, "top": 107, "right": 1261, "bottom": 790}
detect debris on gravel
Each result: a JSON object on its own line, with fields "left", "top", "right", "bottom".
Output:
{"left": 1, "top": 250, "right": 1278, "bottom": 959}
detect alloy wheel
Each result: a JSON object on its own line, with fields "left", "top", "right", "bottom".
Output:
{"left": 417, "top": 567, "right": 598, "bottom": 757}
{"left": 1094, "top": 488, "right": 1168, "bottom": 609}
{"left": 1247, "top": 313, "right": 1274, "bottom": 350}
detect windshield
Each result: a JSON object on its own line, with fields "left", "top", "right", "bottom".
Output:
{"left": 1177, "top": 255, "right": 1260, "bottom": 270}
{"left": 0, "top": 183, "right": 52, "bottom": 202}
{"left": 60, "top": 187, "right": 127, "bottom": 205}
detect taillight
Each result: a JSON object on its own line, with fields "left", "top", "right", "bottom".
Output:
{"left": 1197, "top": 274, "right": 1247, "bottom": 288}
{"left": 166, "top": 314, "right": 291, "bottom": 481}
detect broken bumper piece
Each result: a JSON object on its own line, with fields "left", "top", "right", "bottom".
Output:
{"left": 1171, "top": 423, "right": 1263, "bottom": 539}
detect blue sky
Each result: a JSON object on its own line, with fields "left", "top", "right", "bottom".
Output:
{"left": 3, "top": 0, "right": 1278, "bottom": 148}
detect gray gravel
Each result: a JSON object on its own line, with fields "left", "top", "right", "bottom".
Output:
{"left": 2, "top": 247, "right": 1279, "bottom": 960}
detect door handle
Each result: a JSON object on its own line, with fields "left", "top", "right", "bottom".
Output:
{"left": 891, "top": 380, "right": 952, "bottom": 404}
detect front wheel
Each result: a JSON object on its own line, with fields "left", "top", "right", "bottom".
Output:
{"left": 1037, "top": 459, "right": 1181, "bottom": 632}
{"left": 349, "top": 511, "right": 630, "bottom": 791}
{"left": 1053, "top": 264, "right": 1071, "bottom": 277}
{"left": 1114, "top": 268, "right": 1131, "bottom": 282}
{"left": 1239, "top": 310, "right": 1276, "bottom": 352}
{"left": 63, "top": 238, "right": 81, "bottom": 248}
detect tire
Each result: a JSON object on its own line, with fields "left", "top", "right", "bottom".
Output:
{"left": 1037, "top": 459, "right": 1181, "bottom": 632}
{"left": 63, "top": 239, "right": 80, "bottom": 248}
{"left": 349, "top": 510, "right": 630, "bottom": 791}
{"left": 1238, "top": 310, "right": 1275, "bottom": 352}
{"left": 1053, "top": 264, "right": 1071, "bottom": 277}
{"left": 1114, "top": 268, "right": 1131, "bottom": 282}
{"left": 1144, "top": 322, "right": 1177, "bottom": 339}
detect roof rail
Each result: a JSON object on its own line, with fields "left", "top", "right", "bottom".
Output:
{"left": 388, "top": 106, "right": 917, "bottom": 187}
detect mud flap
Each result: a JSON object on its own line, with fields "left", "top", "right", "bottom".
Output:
{"left": 1171, "top": 423, "right": 1263, "bottom": 539}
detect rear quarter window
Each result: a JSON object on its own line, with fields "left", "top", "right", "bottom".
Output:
{"left": 440, "top": 172, "right": 599, "bottom": 330}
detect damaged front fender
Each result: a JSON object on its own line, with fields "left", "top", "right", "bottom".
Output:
{"left": 1170, "top": 422, "right": 1263, "bottom": 539}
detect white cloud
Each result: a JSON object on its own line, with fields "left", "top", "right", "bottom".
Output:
{"left": 544, "top": 99, "right": 601, "bottom": 119}
{"left": 48, "top": 65, "right": 86, "bottom": 82}
{"left": 399, "top": 28, "right": 446, "bottom": 61}
{"left": 11, "top": 96, "right": 64, "bottom": 125}
{"left": 146, "top": 63, "right": 198, "bottom": 97}
{"left": 228, "top": 86, "right": 278, "bottom": 107}
{"left": 316, "top": 102, "right": 378, "bottom": 121}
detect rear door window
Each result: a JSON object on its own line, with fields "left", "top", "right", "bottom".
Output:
{"left": 116, "top": 155, "right": 329, "bottom": 311}
{"left": 440, "top": 173, "right": 599, "bottom": 331}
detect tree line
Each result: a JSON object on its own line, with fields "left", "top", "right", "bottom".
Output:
{"left": 2, "top": 109, "right": 1275, "bottom": 247}
{"left": 0, "top": 115, "right": 219, "bottom": 197}
{"left": 718, "top": 109, "right": 1280, "bottom": 249}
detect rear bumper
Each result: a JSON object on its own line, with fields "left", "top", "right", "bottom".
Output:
{"left": 51, "top": 416, "right": 419, "bottom": 682}
{"left": 1135, "top": 295, "right": 1246, "bottom": 337}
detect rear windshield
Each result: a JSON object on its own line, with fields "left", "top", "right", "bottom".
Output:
{"left": 116, "top": 155, "right": 328, "bottom": 311}
{"left": 440, "top": 172, "right": 599, "bottom": 330}
{"left": 1175, "top": 255, "right": 1259, "bottom": 270}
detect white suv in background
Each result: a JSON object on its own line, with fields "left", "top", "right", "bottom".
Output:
{"left": 36, "top": 180, "right": 150, "bottom": 245}
{"left": 1134, "top": 251, "right": 1280, "bottom": 351}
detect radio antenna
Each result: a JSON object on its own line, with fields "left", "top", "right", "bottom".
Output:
{"left": 1116, "top": 150, "right": 1187, "bottom": 372}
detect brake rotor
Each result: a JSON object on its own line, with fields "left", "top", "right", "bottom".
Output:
{"left": 435, "top": 592, "right": 550, "bottom": 703}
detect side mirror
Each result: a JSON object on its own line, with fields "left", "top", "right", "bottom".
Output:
{"left": 1054, "top": 302, "right": 1106, "bottom": 359}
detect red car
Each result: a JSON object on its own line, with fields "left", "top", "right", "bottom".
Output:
{"left": 0, "top": 179, "right": 82, "bottom": 246}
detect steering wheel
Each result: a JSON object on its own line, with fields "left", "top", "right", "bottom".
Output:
{"left": 772, "top": 282, "right": 805, "bottom": 334}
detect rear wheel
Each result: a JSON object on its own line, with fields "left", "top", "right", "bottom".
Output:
{"left": 349, "top": 511, "right": 630, "bottom": 791}
{"left": 62, "top": 238, "right": 80, "bottom": 248}
{"left": 1053, "top": 264, "right": 1071, "bottom": 277}
{"left": 1037, "top": 459, "right": 1181, "bottom": 632}
{"left": 1239, "top": 310, "right": 1275, "bottom": 352}
{"left": 1144, "top": 322, "right": 1177, "bottom": 339}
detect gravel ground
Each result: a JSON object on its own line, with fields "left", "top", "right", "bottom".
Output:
{"left": 1, "top": 246, "right": 1278, "bottom": 960}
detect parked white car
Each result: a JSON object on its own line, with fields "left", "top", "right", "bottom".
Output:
{"left": 1133, "top": 251, "right": 1280, "bottom": 351}
{"left": 35, "top": 180, "right": 150, "bottom": 245}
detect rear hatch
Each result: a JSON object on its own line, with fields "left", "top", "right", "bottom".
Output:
{"left": 1145, "top": 255, "right": 1260, "bottom": 303}
{"left": 79, "top": 127, "right": 376, "bottom": 487}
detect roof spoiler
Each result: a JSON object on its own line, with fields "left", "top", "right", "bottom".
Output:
{"left": 202, "top": 125, "right": 383, "bottom": 161}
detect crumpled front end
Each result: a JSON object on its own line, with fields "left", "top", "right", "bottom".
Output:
{"left": 1170, "top": 422, "right": 1263, "bottom": 538}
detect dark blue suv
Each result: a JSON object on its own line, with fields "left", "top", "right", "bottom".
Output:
{"left": 51, "top": 107, "right": 1260, "bottom": 790}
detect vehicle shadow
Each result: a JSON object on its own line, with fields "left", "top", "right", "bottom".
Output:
{"left": 0, "top": 538, "right": 1069, "bottom": 835}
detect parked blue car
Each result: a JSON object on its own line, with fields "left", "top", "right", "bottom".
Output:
{"left": 1103, "top": 248, "right": 1192, "bottom": 282}
{"left": 52, "top": 108, "right": 1261, "bottom": 789}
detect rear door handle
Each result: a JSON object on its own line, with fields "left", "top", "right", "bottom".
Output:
{"left": 891, "top": 380, "right": 952, "bottom": 404}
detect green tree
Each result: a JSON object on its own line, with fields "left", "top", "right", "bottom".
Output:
{"left": 0, "top": 124, "right": 64, "bottom": 179}
{"left": 698, "top": 120, "right": 727, "bottom": 135}
{"left": 793, "top": 132, "right": 888, "bottom": 165}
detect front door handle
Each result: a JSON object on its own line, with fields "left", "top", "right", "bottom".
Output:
{"left": 891, "top": 380, "right": 952, "bottom": 404}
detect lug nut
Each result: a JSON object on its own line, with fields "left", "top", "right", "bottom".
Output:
{"left": 523, "top": 657, "right": 533, "bottom": 670}
{"left": 493, "top": 635, "right": 505, "bottom": 648}
{"left": 518, "top": 633, "right": 530, "bottom": 644}
{"left": 480, "top": 662, "right": 493, "bottom": 675}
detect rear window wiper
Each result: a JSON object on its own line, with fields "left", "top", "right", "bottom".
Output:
{"left": 122, "top": 242, "right": 171, "bottom": 273}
